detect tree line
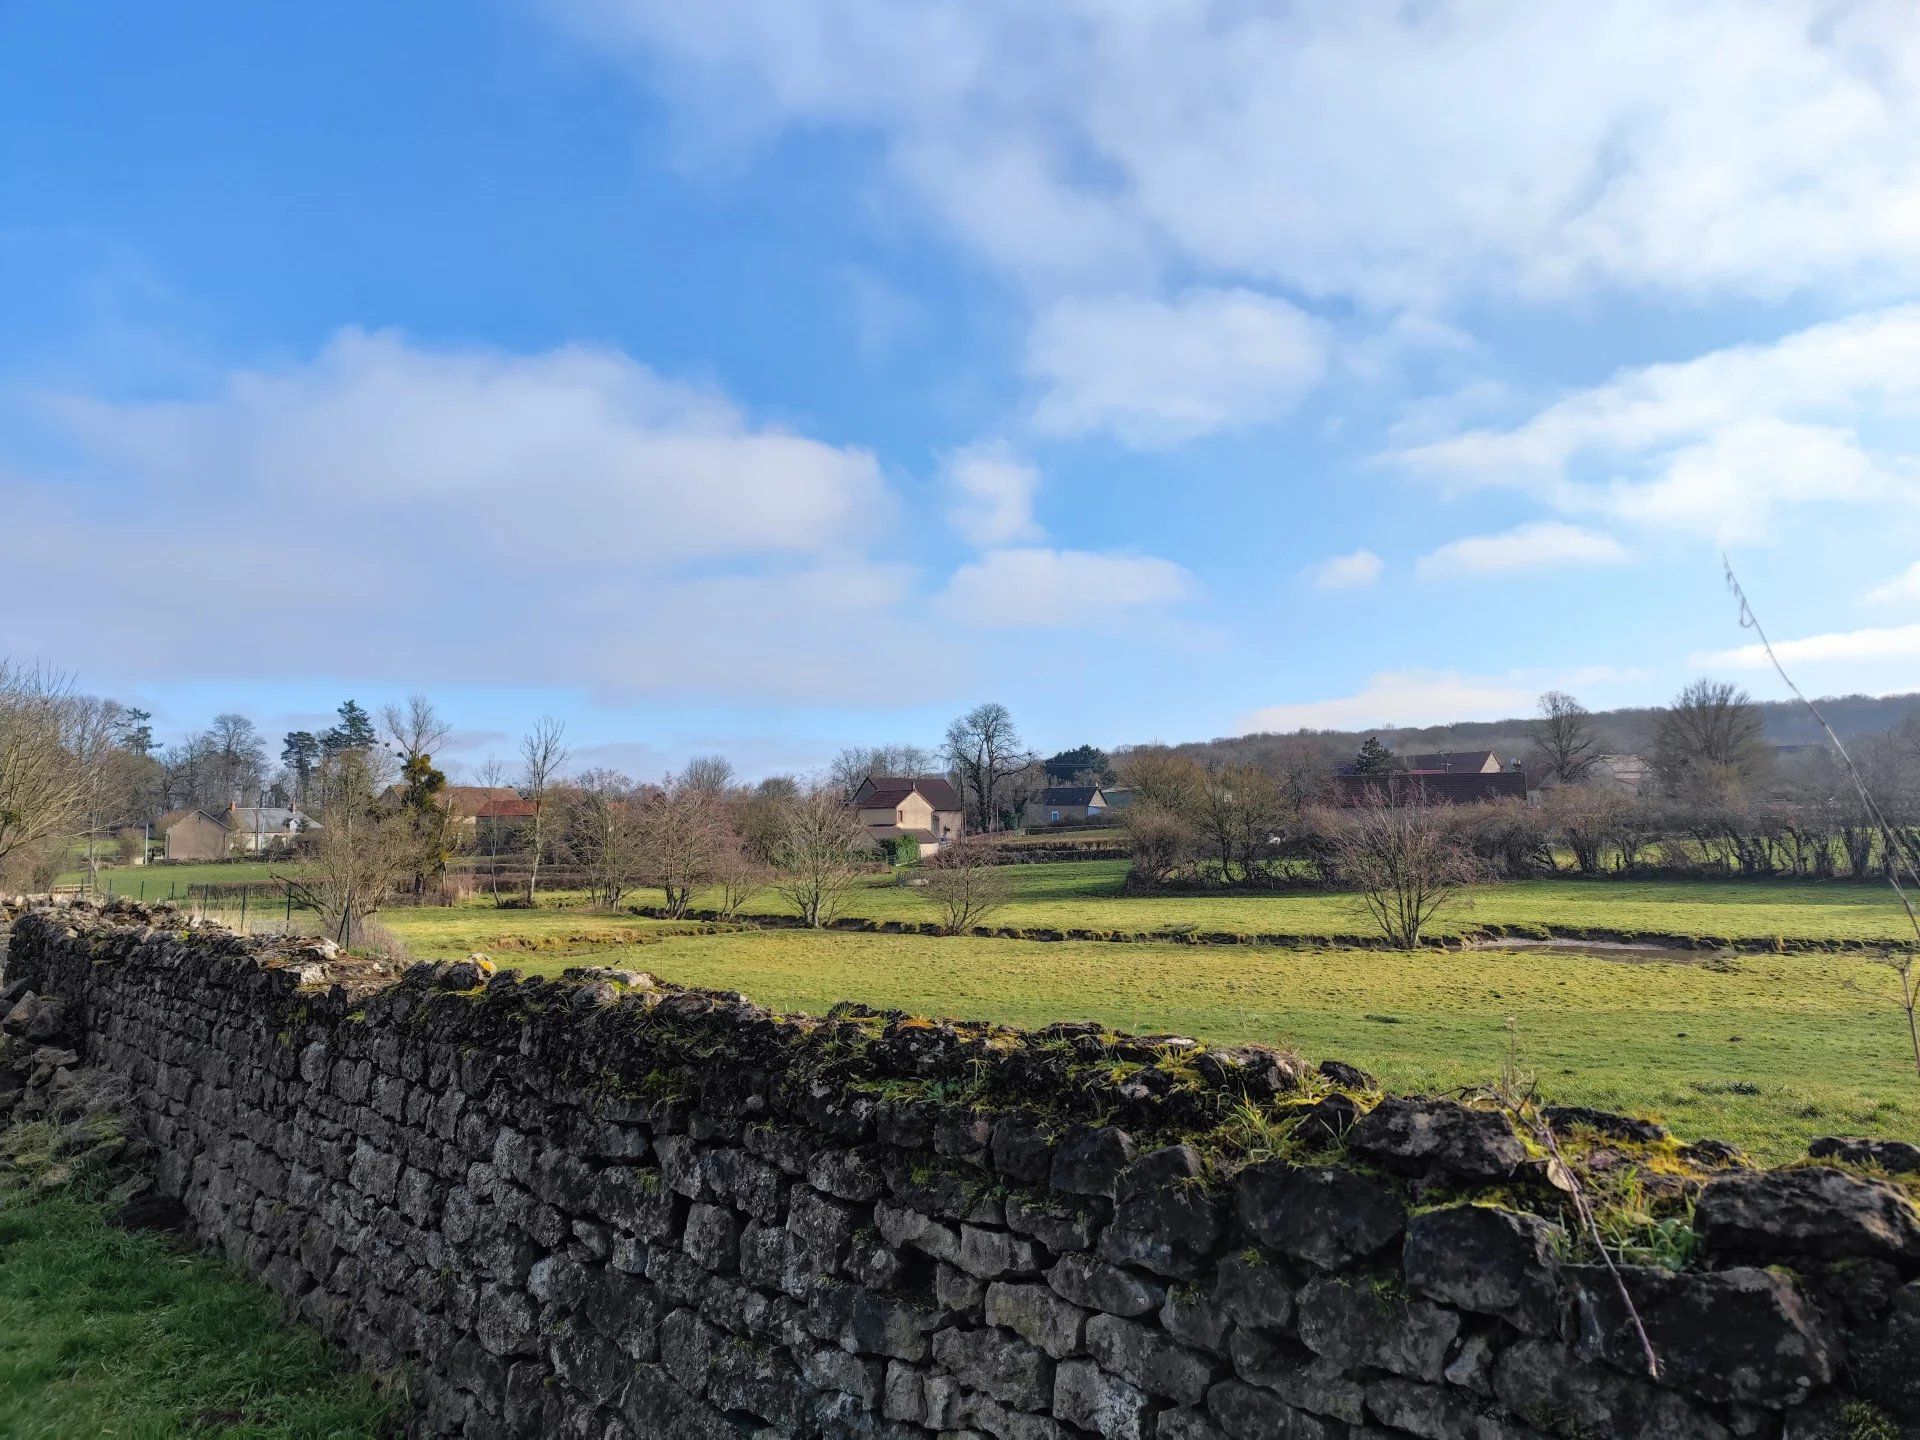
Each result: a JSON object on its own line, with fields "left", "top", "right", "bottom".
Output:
{"left": 1115, "top": 680, "right": 1920, "bottom": 891}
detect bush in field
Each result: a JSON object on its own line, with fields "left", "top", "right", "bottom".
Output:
{"left": 1122, "top": 803, "right": 1199, "bottom": 887}
{"left": 1327, "top": 793, "right": 1482, "bottom": 949}
{"left": 772, "top": 786, "right": 868, "bottom": 928}
{"left": 918, "top": 839, "right": 1013, "bottom": 934}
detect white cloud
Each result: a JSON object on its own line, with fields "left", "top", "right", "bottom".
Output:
{"left": 937, "top": 547, "right": 1194, "bottom": 629}
{"left": 8, "top": 329, "right": 958, "bottom": 703}
{"left": 1416, "top": 522, "right": 1630, "bottom": 580}
{"left": 943, "top": 441, "right": 1042, "bottom": 546}
{"left": 1696, "top": 624, "right": 1920, "bottom": 671}
{"left": 1308, "top": 549, "right": 1384, "bottom": 591}
{"left": 556, "top": 1, "right": 1920, "bottom": 308}
{"left": 1026, "top": 289, "right": 1326, "bottom": 446}
{"left": 1240, "top": 671, "right": 1541, "bottom": 733}
{"left": 1392, "top": 306, "right": 1920, "bottom": 543}
{"left": 47, "top": 326, "right": 889, "bottom": 565}
{"left": 1238, "top": 665, "right": 1633, "bottom": 733}
{"left": 1866, "top": 561, "right": 1920, "bottom": 607}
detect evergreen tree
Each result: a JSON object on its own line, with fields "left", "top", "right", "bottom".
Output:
{"left": 398, "top": 752, "right": 452, "bottom": 896}
{"left": 115, "top": 707, "right": 155, "bottom": 757}
{"left": 322, "top": 700, "right": 377, "bottom": 755}
{"left": 1043, "top": 744, "right": 1115, "bottom": 784}
{"left": 281, "top": 731, "right": 321, "bottom": 804}
{"left": 1353, "top": 736, "right": 1396, "bottom": 776}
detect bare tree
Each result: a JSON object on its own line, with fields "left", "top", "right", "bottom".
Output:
{"left": 733, "top": 777, "right": 798, "bottom": 866}
{"left": 518, "top": 716, "right": 569, "bottom": 904}
{"left": 636, "top": 775, "right": 729, "bottom": 917}
{"left": 381, "top": 694, "right": 452, "bottom": 766}
{"left": 680, "top": 754, "right": 736, "bottom": 795}
{"left": 0, "top": 664, "right": 100, "bottom": 884}
{"left": 206, "top": 712, "right": 269, "bottom": 805}
{"left": 282, "top": 747, "right": 414, "bottom": 949}
{"left": 944, "top": 703, "right": 1034, "bottom": 832}
{"left": 1653, "top": 679, "right": 1769, "bottom": 794}
{"left": 918, "top": 838, "right": 1013, "bottom": 934}
{"left": 562, "top": 769, "right": 645, "bottom": 908}
{"left": 772, "top": 785, "right": 868, "bottom": 927}
{"left": 710, "top": 838, "right": 769, "bottom": 919}
{"left": 475, "top": 754, "right": 510, "bottom": 906}
{"left": 1529, "top": 691, "right": 1599, "bottom": 784}
{"left": 1194, "top": 764, "right": 1289, "bottom": 884}
{"left": 830, "top": 743, "right": 938, "bottom": 799}
{"left": 1122, "top": 803, "right": 1199, "bottom": 887}
{"left": 1328, "top": 792, "right": 1480, "bottom": 950}
{"left": 1117, "top": 747, "right": 1206, "bottom": 811}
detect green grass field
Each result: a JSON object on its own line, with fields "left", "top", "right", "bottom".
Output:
{"left": 61, "top": 861, "right": 287, "bottom": 899}
{"left": 64, "top": 857, "right": 1920, "bottom": 946}
{"left": 474, "top": 926, "right": 1916, "bottom": 1162}
{"left": 0, "top": 1187, "right": 397, "bottom": 1437}
{"left": 695, "top": 860, "right": 1920, "bottom": 946}
{"left": 53, "top": 855, "right": 1920, "bottom": 1161}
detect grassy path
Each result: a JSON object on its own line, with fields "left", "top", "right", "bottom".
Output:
{"left": 0, "top": 1187, "right": 396, "bottom": 1438}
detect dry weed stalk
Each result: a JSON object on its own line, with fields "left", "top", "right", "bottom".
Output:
{"left": 1725, "top": 560, "right": 1920, "bottom": 1079}
{"left": 1487, "top": 1019, "right": 1661, "bottom": 1380}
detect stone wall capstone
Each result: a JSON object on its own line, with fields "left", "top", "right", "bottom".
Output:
{"left": 2, "top": 900, "right": 1917, "bottom": 1439}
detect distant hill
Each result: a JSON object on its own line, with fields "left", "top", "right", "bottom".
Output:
{"left": 1144, "top": 692, "right": 1920, "bottom": 771}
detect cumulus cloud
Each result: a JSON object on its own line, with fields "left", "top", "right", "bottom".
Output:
{"left": 1027, "top": 289, "right": 1327, "bottom": 446}
{"left": 7, "top": 329, "right": 958, "bottom": 702}
{"left": 936, "top": 547, "right": 1194, "bottom": 629}
{"left": 943, "top": 441, "right": 1042, "bottom": 546}
{"left": 555, "top": 1, "right": 1920, "bottom": 308}
{"left": 1695, "top": 623, "right": 1920, "bottom": 671}
{"left": 1391, "top": 306, "right": 1920, "bottom": 543}
{"left": 5, "top": 328, "right": 1214, "bottom": 705}
{"left": 1307, "top": 549, "right": 1384, "bottom": 591}
{"left": 47, "top": 327, "right": 890, "bottom": 564}
{"left": 1416, "top": 522, "right": 1630, "bottom": 580}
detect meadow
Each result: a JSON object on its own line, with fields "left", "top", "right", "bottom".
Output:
{"left": 63, "top": 856, "right": 1920, "bottom": 947}
{"left": 411, "top": 925, "right": 1909, "bottom": 1162}
{"left": 54, "top": 854, "right": 1920, "bottom": 1161}
{"left": 712, "top": 860, "right": 1920, "bottom": 947}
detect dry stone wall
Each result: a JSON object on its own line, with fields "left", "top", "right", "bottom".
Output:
{"left": 3, "top": 900, "right": 1918, "bottom": 1439}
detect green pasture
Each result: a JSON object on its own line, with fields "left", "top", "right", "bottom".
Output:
{"left": 484, "top": 927, "right": 1916, "bottom": 1162}
{"left": 59, "top": 861, "right": 285, "bottom": 898}
{"left": 691, "top": 860, "right": 1920, "bottom": 947}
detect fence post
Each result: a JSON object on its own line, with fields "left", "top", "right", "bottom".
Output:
{"left": 240, "top": 884, "right": 249, "bottom": 933}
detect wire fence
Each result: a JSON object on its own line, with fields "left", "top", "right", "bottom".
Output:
{"left": 76, "top": 873, "right": 322, "bottom": 936}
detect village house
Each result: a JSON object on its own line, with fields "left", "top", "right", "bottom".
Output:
{"left": 850, "top": 775, "right": 964, "bottom": 857}
{"left": 438, "top": 785, "right": 537, "bottom": 833}
{"left": 161, "top": 803, "right": 316, "bottom": 859}
{"left": 1024, "top": 785, "right": 1112, "bottom": 827}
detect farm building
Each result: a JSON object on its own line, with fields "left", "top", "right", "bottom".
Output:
{"left": 162, "top": 803, "right": 316, "bottom": 858}
{"left": 1024, "top": 785, "right": 1112, "bottom": 827}
{"left": 161, "top": 809, "right": 229, "bottom": 861}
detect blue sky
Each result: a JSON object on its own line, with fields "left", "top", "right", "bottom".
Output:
{"left": 4, "top": 2, "right": 1919, "bottom": 778}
